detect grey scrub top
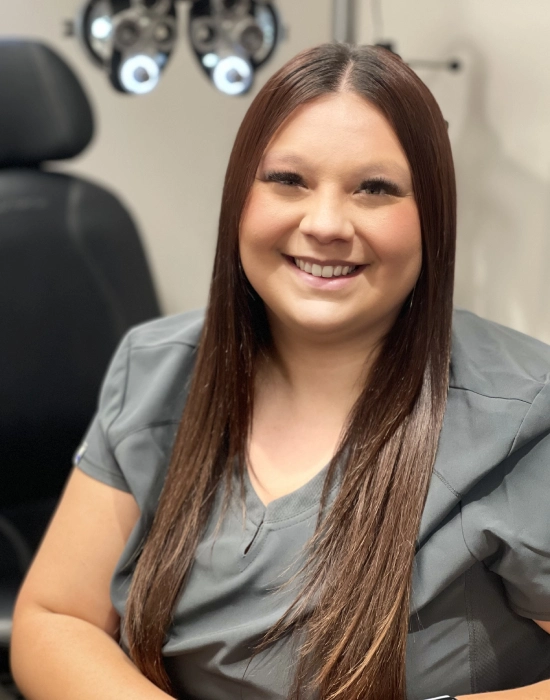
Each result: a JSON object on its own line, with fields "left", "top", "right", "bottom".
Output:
{"left": 74, "top": 308, "right": 550, "bottom": 700}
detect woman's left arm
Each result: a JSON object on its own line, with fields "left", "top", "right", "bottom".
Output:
{"left": 457, "top": 620, "right": 550, "bottom": 698}
{"left": 457, "top": 679, "right": 550, "bottom": 699}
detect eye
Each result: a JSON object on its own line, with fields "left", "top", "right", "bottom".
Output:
{"left": 263, "top": 170, "right": 305, "bottom": 187}
{"left": 358, "top": 177, "right": 402, "bottom": 196}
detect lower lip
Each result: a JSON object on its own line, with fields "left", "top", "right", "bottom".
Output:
{"left": 285, "top": 256, "right": 365, "bottom": 290}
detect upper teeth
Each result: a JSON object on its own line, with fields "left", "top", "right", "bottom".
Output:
{"left": 293, "top": 258, "right": 357, "bottom": 278}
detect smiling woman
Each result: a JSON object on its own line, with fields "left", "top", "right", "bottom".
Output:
{"left": 11, "top": 43, "right": 550, "bottom": 700}
{"left": 240, "top": 91, "right": 422, "bottom": 345}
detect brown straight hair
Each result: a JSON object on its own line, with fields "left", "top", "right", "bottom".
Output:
{"left": 124, "top": 43, "right": 456, "bottom": 700}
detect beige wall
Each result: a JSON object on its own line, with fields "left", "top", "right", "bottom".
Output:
{"left": 3, "top": 1, "right": 550, "bottom": 341}
{"left": 358, "top": 0, "right": 550, "bottom": 342}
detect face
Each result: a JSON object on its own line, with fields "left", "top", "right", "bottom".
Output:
{"left": 239, "top": 91, "right": 422, "bottom": 345}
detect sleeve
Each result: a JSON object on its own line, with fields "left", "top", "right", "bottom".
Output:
{"left": 462, "top": 382, "right": 550, "bottom": 621}
{"left": 72, "top": 331, "right": 132, "bottom": 493}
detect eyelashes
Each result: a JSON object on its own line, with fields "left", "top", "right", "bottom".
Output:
{"left": 358, "top": 176, "right": 403, "bottom": 197}
{"left": 264, "top": 170, "right": 304, "bottom": 186}
{"left": 262, "top": 170, "right": 404, "bottom": 197}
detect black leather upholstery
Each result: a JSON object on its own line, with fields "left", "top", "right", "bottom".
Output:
{"left": 0, "top": 41, "right": 94, "bottom": 167}
{"left": 0, "top": 170, "right": 161, "bottom": 505}
{"left": 0, "top": 38, "right": 162, "bottom": 658}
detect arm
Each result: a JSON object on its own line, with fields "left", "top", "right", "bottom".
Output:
{"left": 10, "top": 468, "right": 174, "bottom": 700}
{"left": 456, "top": 679, "right": 550, "bottom": 698}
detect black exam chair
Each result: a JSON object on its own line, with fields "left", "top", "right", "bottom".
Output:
{"left": 0, "top": 38, "right": 162, "bottom": 672}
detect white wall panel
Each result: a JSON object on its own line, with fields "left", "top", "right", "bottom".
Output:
{"left": 358, "top": 0, "right": 550, "bottom": 341}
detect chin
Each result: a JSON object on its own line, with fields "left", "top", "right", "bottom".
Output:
{"left": 269, "top": 301, "right": 404, "bottom": 344}
{"left": 278, "top": 309, "right": 367, "bottom": 340}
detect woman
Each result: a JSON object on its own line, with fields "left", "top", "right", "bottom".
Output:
{"left": 11, "top": 43, "right": 550, "bottom": 700}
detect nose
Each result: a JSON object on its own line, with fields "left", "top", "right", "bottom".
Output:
{"left": 298, "top": 190, "right": 355, "bottom": 243}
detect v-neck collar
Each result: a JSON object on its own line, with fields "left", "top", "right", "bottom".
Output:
{"left": 238, "top": 461, "right": 338, "bottom": 526}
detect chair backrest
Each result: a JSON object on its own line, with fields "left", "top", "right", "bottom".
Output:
{"left": 0, "top": 39, "right": 162, "bottom": 507}
{"left": 0, "top": 39, "right": 163, "bottom": 664}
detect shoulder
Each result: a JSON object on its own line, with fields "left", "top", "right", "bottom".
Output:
{"left": 125, "top": 308, "right": 205, "bottom": 352}
{"left": 450, "top": 308, "right": 550, "bottom": 404}
{"left": 418, "top": 311, "right": 550, "bottom": 545}
{"left": 429, "top": 310, "right": 550, "bottom": 503}
{"left": 107, "top": 309, "right": 206, "bottom": 446}
{"left": 73, "top": 310, "right": 205, "bottom": 500}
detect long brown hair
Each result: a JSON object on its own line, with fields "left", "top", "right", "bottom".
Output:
{"left": 124, "top": 43, "right": 456, "bottom": 700}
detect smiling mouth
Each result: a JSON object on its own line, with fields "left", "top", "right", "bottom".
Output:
{"left": 290, "top": 256, "right": 363, "bottom": 279}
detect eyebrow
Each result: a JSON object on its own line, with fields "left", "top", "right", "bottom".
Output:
{"left": 261, "top": 153, "right": 411, "bottom": 180}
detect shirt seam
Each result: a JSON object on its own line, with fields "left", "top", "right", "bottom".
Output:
{"left": 129, "top": 340, "right": 198, "bottom": 353}
{"left": 433, "top": 469, "right": 462, "bottom": 498}
{"left": 459, "top": 501, "right": 482, "bottom": 563}
{"left": 508, "top": 380, "right": 548, "bottom": 455}
{"left": 77, "top": 453, "right": 130, "bottom": 490}
{"left": 105, "top": 331, "right": 133, "bottom": 437}
{"left": 464, "top": 566, "right": 477, "bottom": 694}
{"left": 448, "top": 384, "right": 536, "bottom": 405}
{"left": 263, "top": 482, "right": 341, "bottom": 526}
{"left": 111, "top": 420, "right": 181, "bottom": 452}
{"left": 509, "top": 602, "right": 550, "bottom": 619}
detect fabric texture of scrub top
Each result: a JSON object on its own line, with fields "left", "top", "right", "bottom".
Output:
{"left": 74, "top": 308, "right": 550, "bottom": 700}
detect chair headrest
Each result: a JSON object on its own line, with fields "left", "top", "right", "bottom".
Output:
{"left": 0, "top": 40, "right": 94, "bottom": 167}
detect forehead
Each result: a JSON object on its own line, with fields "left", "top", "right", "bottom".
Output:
{"left": 261, "top": 92, "right": 410, "bottom": 179}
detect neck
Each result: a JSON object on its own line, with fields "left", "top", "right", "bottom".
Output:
{"left": 260, "top": 318, "right": 387, "bottom": 413}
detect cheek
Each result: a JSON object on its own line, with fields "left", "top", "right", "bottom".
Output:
{"left": 239, "top": 194, "right": 276, "bottom": 284}
{"left": 240, "top": 189, "right": 296, "bottom": 250}
{"left": 368, "top": 202, "right": 422, "bottom": 270}
{"left": 240, "top": 191, "right": 271, "bottom": 243}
